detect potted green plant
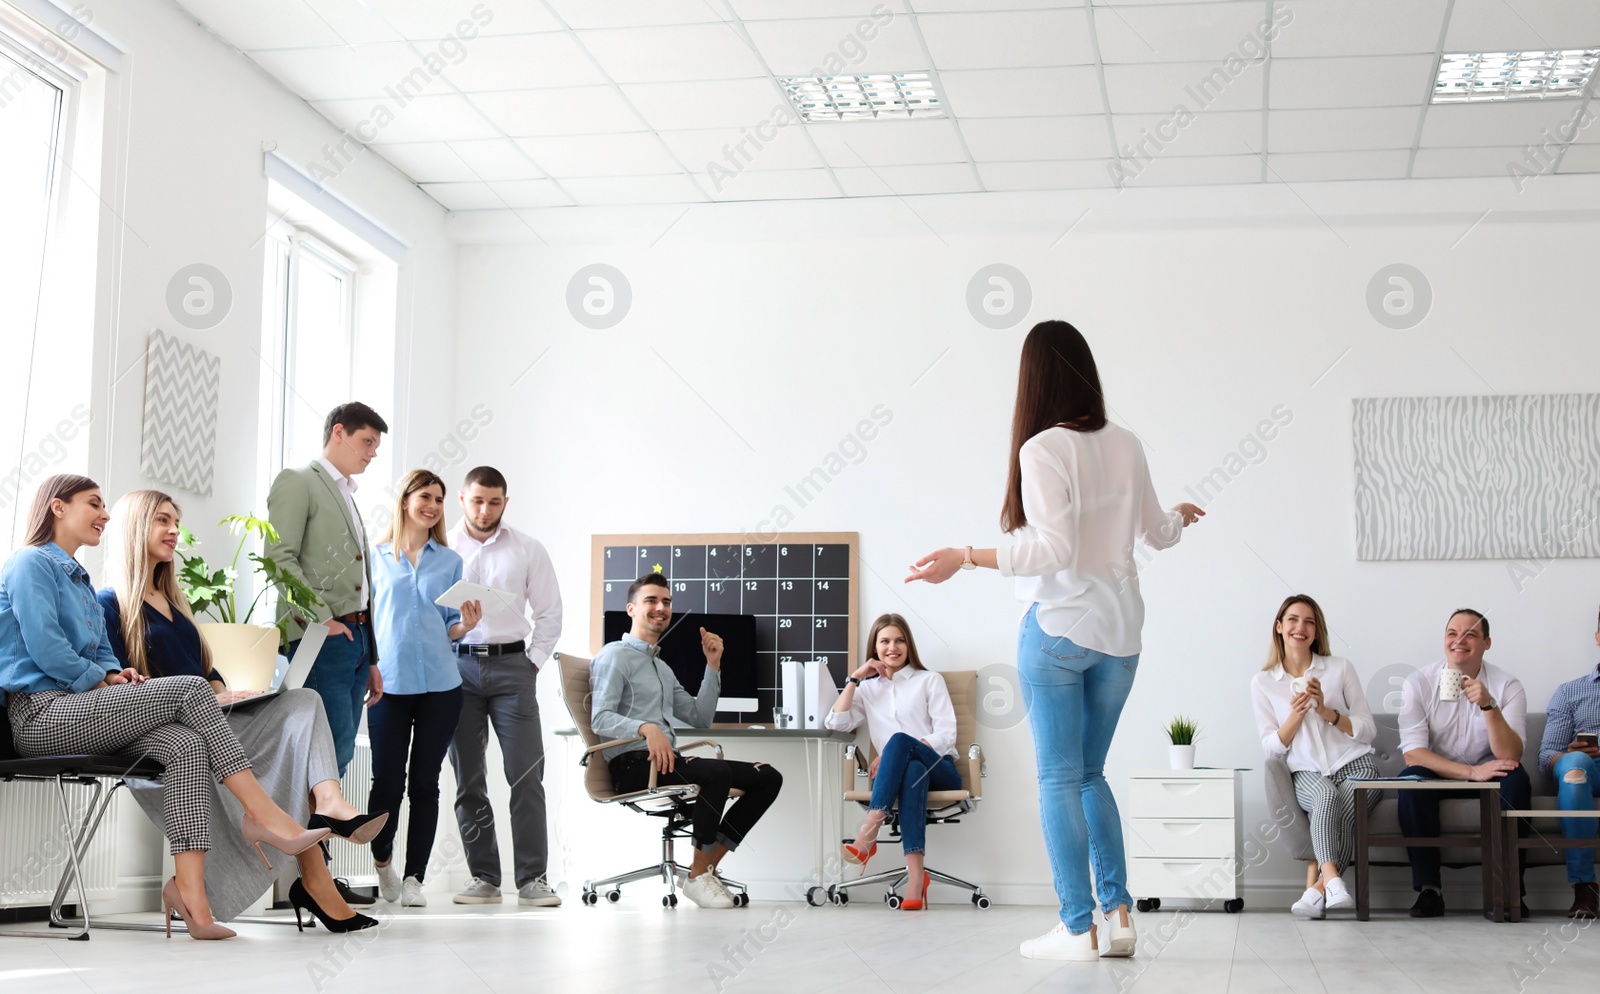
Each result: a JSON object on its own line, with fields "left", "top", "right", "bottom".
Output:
{"left": 1165, "top": 716, "right": 1198, "bottom": 770}
{"left": 176, "top": 515, "right": 321, "bottom": 690}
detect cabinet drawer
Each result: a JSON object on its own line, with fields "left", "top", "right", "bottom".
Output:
{"left": 1127, "top": 856, "right": 1238, "bottom": 901}
{"left": 1127, "top": 778, "right": 1234, "bottom": 819}
{"left": 1126, "top": 818, "right": 1235, "bottom": 859}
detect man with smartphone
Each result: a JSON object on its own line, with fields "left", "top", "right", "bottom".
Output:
{"left": 1537, "top": 606, "right": 1600, "bottom": 919}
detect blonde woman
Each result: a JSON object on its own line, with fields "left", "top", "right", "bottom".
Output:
{"left": 98, "top": 489, "right": 385, "bottom": 932}
{"left": 1249, "top": 594, "right": 1378, "bottom": 919}
{"left": 367, "top": 470, "right": 482, "bottom": 906}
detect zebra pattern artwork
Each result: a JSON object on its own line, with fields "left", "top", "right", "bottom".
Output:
{"left": 1352, "top": 394, "right": 1600, "bottom": 561}
{"left": 139, "top": 328, "right": 220, "bottom": 496}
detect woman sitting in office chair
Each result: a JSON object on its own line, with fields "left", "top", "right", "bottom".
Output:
{"left": 98, "top": 489, "right": 387, "bottom": 933}
{"left": 826, "top": 613, "right": 959, "bottom": 910}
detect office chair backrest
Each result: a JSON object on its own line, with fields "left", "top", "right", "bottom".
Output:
{"left": 941, "top": 670, "right": 978, "bottom": 794}
{"left": 554, "top": 652, "right": 621, "bottom": 801}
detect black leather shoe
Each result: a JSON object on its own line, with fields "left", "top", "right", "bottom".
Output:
{"left": 289, "top": 878, "right": 378, "bottom": 933}
{"left": 335, "top": 877, "right": 376, "bottom": 907}
{"left": 1410, "top": 889, "right": 1445, "bottom": 918}
{"left": 309, "top": 811, "right": 389, "bottom": 845}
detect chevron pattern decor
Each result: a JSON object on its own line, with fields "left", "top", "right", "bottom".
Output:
{"left": 140, "top": 328, "right": 221, "bottom": 496}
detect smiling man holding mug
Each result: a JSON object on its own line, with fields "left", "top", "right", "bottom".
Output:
{"left": 1395, "top": 608, "right": 1531, "bottom": 918}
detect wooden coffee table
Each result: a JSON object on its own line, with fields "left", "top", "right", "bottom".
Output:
{"left": 1501, "top": 809, "right": 1600, "bottom": 921}
{"left": 1353, "top": 779, "right": 1506, "bottom": 921}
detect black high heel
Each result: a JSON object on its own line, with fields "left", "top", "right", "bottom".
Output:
{"left": 308, "top": 811, "right": 389, "bottom": 846}
{"left": 289, "top": 878, "right": 378, "bottom": 933}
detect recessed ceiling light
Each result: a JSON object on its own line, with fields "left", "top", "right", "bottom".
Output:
{"left": 1433, "top": 49, "right": 1598, "bottom": 102}
{"left": 780, "top": 71, "right": 943, "bottom": 122}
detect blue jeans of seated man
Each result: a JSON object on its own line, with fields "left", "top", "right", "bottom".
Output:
{"left": 1554, "top": 751, "right": 1600, "bottom": 883}
{"left": 296, "top": 621, "right": 372, "bottom": 776}
{"left": 1017, "top": 603, "right": 1139, "bottom": 934}
{"left": 868, "top": 732, "right": 963, "bottom": 855}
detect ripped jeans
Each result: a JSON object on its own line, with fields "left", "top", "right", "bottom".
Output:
{"left": 1555, "top": 751, "right": 1600, "bottom": 884}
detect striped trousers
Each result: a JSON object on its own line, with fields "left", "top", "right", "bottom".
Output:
{"left": 1291, "top": 752, "right": 1381, "bottom": 872}
{"left": 8, "top": 675, "right": 252, "bottom": 853}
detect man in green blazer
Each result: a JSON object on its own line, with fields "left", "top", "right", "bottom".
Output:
{"left": 267, "top": 401, "right": 388, "bottom": 774}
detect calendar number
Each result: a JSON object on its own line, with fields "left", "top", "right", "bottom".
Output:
{"left": 781, "top": 580, "right": 793, "bottom": 590}
{"left": 815, "top": 619, "right": 828, "bottom": 628}
{"left": 816, "top": 581, "right": 829, "bottom": 590}
{"left": 779, "top": 619, "right": 792, "bottom": 628}
{"left": 746, "top": 581, "right": 757, "bottom": 590}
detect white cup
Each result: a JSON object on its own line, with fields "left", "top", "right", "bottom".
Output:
{"left": 1290, "top": 676, "right": 1310, "bottom": 695}
{"left": 1439, "top": 667, "right": 1465, "bottom": 702}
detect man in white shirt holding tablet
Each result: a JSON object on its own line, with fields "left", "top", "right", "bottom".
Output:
{"left": 1396, "top": 608, "right": 1531, "bottom": 918}
{"left": 446, "top": 466, "right": 564, "bottom": 907}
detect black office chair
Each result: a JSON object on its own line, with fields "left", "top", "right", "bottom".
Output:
{"left": 0, "top": 704, "right": 165, "bottom": 939}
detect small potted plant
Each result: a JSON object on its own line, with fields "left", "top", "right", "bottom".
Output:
{"left": 176, "top": 515, "right": 321, "bottom": 689}
{"left": 1166, "top": 715, "right": 1198, "bottom": 770}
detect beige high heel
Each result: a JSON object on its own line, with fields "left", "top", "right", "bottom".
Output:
{"left": 162, "top": 878, "right": 236, "bottom": 940}
{"left": 241, "top": 814, "right": 331, "bottom": 868}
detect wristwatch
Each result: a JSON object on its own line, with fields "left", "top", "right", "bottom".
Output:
{"left": 1480, "top": 697, "right": 1498, "bottom": 712}
{"left": 960, "top": 546, "right": 975, "bottom": 570}
{"left": 846, "top": 676, "right": 862, "bottom": 687}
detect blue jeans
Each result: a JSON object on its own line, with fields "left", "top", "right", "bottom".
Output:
{"left": 296, "top": 621, "right": 371, "bottom": 776}
{"left": 868, "top": 732, "right": 962, "bottom": 855}
{"left": 1017, "top": 604, "right": 1138, "bottom": 933}
{"left": 1555, "top": 752, "right": 1600, "bottom": 883}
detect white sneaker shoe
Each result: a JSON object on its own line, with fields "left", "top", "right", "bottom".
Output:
{"left": 1100, "top": 906, "right": 1136, "bottom": 957}
{"left": 401, "top": 875, "right": 427, "bottom": 907}
{"left": 1324, "top": 877, "right": 1355, "bottom": 911}
{"left": 1020, "top": 922, "right": 1099, "bottom": 961}
{"left": 454, "top": 877, "right": 504, "bottom": 905}
{"left": 518, "top": 876, "right": 562, "bottom": 907}
{"left": 682, "top": 871, "right": 735, "bottom": 909}
{"left": 376, "top": 862, "right": 402, "bottom": 903}
{"left": 1291, "top": 886, "right": 1325, "bottom": 919}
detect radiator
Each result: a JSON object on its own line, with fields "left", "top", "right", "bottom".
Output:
{"left": 0, "top": 780, "right": 119, "bottom": 908}
{"left": 327, "top": 738, "right": 380, "bottom": 885}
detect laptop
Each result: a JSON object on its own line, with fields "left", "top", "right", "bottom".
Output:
{"left": 223, "top": 623, "right": 327, "bottom": 711}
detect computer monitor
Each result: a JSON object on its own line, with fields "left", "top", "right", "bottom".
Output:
{"left": 601, "top": 611, "right": 760, "bottom": 723}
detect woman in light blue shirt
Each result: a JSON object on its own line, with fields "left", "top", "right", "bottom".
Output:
{"left": 367, "top": 469, "right": 482, "bottom": 906}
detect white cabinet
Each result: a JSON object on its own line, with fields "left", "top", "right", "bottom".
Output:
{"left": 1126, "top": 768, "right": 1244, "bottom": 913}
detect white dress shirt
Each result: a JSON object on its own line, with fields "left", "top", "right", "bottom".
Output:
{"left": 1399, "top": 658, "right": 1528, "bottom": 766}
{"left": 825, "top": 665, "right": 958, "bottom": 759}
{"left": 995, "top": 424, "right": 1183, "bottom": 657}
{"left": 447, "top": 521, "right": 563, "bottom": 669}
{"left": 1251, "top": 655, "right": 1376, "bottom": 774}
{"left": 315, "top": 456, "right": 367, "bottom": 610}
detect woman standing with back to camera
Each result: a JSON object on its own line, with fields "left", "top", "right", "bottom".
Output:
{"left": 907, "top": 320, "right": 1204, "bottom": 962}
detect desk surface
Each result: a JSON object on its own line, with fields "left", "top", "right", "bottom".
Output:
{"left": 1352, "top": 779, "right": 1500, "bottom": 790}
{"left": 555, "top": 727, "right": 854, "bottom": 742}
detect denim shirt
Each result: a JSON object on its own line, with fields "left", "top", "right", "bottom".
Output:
{"left": 590, "top": 633, "right": 720, "bottom": 763}
{"left": 371, "top": 538, "right": 463, "bottom": 695}
{"left": 0, "top": 543, "right": 120, "bottom": 695}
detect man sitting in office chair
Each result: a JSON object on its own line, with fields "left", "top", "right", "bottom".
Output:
{"left": 590, "top": 572, "right": 783, "bottom": 909}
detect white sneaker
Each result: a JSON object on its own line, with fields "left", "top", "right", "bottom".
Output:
{"left": 682, "top": 871, "right": 735, "bottom": 909}
{"left": 518, "top": 876, "right": 562, "bottom": 907}
{"left": 1291, "top": 886, "right": 1325, "bottom": 919}
{"left": 454, "top": 877, "right": 503, "bottom": 905}
{"left": 1020, "top": 922, "right": 1099, "bottom": 961}
{"left": 1324, "top": 877, "right": 1355, "bottom": 911}
{"left": 376, "top": 862, "right": 402, "bottom": 903}
{"left": 401, "top": 876, "right": 427, "bottom": 907}
{"left": 1100, "top": 907, "right": 1136, "bottom": 957}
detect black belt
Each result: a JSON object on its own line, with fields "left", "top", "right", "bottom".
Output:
{"left": 456, "top": 640, "right": 525, "bottom": 657}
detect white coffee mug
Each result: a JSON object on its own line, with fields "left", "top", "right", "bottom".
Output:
{"left": 1290, "top": 676, "right": 1310, "bottom": 695}
{"left": 1439, "top": 667, "right": 1465, "bottom": 702}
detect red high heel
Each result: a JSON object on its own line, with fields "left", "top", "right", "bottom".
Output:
{"left": 899, "top": 872, "right": 932, "bottom": 911}
{"left": 843, "top": 842, "right": 878, "bottom": 871}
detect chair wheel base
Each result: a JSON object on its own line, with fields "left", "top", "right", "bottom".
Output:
{"left": 1136, "top": 898, "right": 1161, "bottom": 912}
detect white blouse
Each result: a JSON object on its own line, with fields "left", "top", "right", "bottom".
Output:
{"left": 825, "top": 666, "right": 958, "bottom": 759}
{"left": 995, "top": 424, "right": 1183, "bottom": 657}
{"left": 1251, "top": 655, "right": 1376, "bottom": 774}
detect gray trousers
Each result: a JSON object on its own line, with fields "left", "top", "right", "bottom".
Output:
{"left": 448, "top": 652, "right": 548, "bottom": 888}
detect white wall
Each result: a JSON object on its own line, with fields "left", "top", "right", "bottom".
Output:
{"left": 449, "top": 173, "right": 1600, "bottom": 907}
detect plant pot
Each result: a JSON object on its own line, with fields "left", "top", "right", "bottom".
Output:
{"left": 197, "top": 623, "right": 281, "bottom": 691}
{"left": 1168, "top": 744, "right": 1196, "bottom": 770}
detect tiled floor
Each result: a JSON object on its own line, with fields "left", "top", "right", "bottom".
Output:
{"left": 1, "top": 897, "right": 1595, "bottom": 993}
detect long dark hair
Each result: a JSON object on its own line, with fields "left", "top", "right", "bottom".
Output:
{"left": 24, "top": 474, "right": 99, "bottom": 547}
{"left": 865, "top": 613, "right": 925, "bottom": 671}
{"left": 1001, "top": 321, "right": 1107, "bottom": 532}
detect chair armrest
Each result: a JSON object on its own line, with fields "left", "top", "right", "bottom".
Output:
{"left": 582, "top": 735, "right": 643, "bottom": 763}
{"left": 677, "top": 739, "right": 724, "bottom": 759}
{"left": 966, "top": 743, "right": 984, "bottom": 800}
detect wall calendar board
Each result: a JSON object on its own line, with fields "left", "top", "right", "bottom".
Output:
{"left": 590, "top": 533, "right": 859, "bottom": 718}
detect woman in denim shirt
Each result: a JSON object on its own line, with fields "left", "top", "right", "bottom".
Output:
{"left": 0, "top": 476, "right": 329, "bottom": 940}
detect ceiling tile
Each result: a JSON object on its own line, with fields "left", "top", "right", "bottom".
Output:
{"left": 807, "top": 119, "right": 969, "bottom": 167}
{"left": 1268, "top": 55, "right": 1438, "bottom": 108}
{"left": 1556, "top": 144, "right": 1600, "bottom": 172}
{"left": 310, "top": 94, "right": 501, "bottom": 142}
{"left": 440, "top": 34, "right": 609, "bottom": 90}
{"left": 1274, "top": 0, "right": 1448, "bottom": 57}
{"left": 1110, "top": 110, "right": 1264, "bottom": 157}
{"left": 696, "top": 168, "right": 841, "bottom": 201}
{"left": 419, "top": 181, "right": 510, "bottom": 210}
{"left": 1104, "top": 59, "right": 1265, "bottom": 113}
{"left": 834, "top": 162, "right": 980, "bottom": 196}
{"left": 730, "top": 0, "right": 911, "bottom": 17}
{"left": 1267, "top": 149, "right": 1411, "bottom": 181}
{"left": 471, "top": 86, "right": 646, "bottom": 135}
{"left": 937, "top": 67, "right": 1105, "bottom": 116}
{"left": 362, "top": 1, "right": 562, "bottom": 38}
{"left": 742, "top": 16, "right": 925, "bottom": 76}
{"left": 1096, "top": 2, "right": 1273, "bottom": 64}
{"left": 248, "top": 44, "right": 435, "bottom": 100}
{"left": 959, "top": 116, "right": 1111, "bottom": 161}
{"left": 655, "top": 126, "right": 825, "bottom": 172}
{"left": 1268, "top": 107, "right": 1420, "bottom": 152}
{"left": 561, "top": 174, "right": 708, "bottom": 205}
{"left": 620, "top": 79, "right": 791, "bottom": 130}
{"left": 545, "top": 0, "right": 729, "bottom": 29}
{"left": 578, "top": 24, "right": 769, "bottom": 83}
{"left": 976, "top": 159, "right": 1115, "bottom": 190}
{"left": 1419, "top": 100, "right": 1590, "bottom": 147}
{"left": 372, "top": 142, "right": 478, "bottom": 183}
{"left": 490, "top": 178, "right": 572, "bottom": 208}
{"left": 1443, "top": 0, "right": 1600, "bottom": 52}
{"left": 1410, "top": 145, "right": 1525, "bottom": 177}
{"left": 443, "top": 138, "right": 540, "bottom": 180}
{"left": 917, "top": 10, "right": 1095, "bottom": 69}
{"left": 175, "top": 0, "right": 390, "bottom": 49}
{"left": 1120, "top": 153, "right": 1261, "bottom": 186}
{"left": 515, "top": 133, "right": 685, "bottom": 177}
{"left": 912, "top": 0, "right": 1085, "bottom": 9}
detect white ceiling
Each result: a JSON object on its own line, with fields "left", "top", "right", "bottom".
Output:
{"left": 173, "top": 0, "right": 1600, "bottom": 210}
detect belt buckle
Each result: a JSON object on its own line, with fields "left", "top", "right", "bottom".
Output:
{"left": 471, "top": 644, "right": 491, "bottom": 657}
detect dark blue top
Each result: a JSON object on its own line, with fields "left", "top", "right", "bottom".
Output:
{"left": 96, "top": 588, "right": 225, "bottom": 684}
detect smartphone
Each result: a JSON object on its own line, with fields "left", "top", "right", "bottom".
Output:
{"left": 1577, "top": 733, "right": 1598, "bottom": 749}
